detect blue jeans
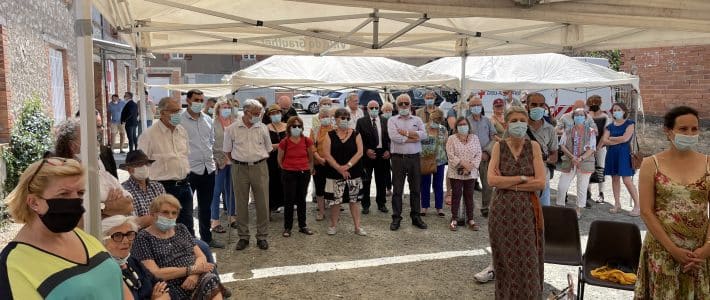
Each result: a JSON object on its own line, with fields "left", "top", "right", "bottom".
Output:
{"left": 211, "top": 165, "right": 235, "bottom": 220}
{"left": 540, "top": 174, "right": 551, "bottom": 206}
{"left": 195, "top": 239, "right": 215, "bottom": 264}
{"left": 421, "top": 164, "right": 445, "bottom": 209}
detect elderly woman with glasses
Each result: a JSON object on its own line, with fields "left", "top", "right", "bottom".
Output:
{"left": 0, "top": 158, "right": 129, "bottom": 299}
{"left": 132, "top": 194, "right": 225, "bottom": 300}
{"left": 102, "top": 215, "right": 170, "bottom": 300}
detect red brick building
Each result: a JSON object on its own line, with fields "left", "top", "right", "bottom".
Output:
{"left": 620, "top": 45, "right": 710, "bottom": 118}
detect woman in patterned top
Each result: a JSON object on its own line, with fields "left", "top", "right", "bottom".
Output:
{"left": 0, "top": 158, "right": 127, "bottom": 299}
{"left": 420, "top": 109, "right": 448, "bottom": 217}
{"left": 132, "top": 194, "right": 225, "bottom": 299}
{"left": 445, "top": 117, "right": 482, "bottom": 231}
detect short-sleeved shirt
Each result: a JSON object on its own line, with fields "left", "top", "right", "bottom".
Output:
{"left": 137, "top": 121, "right": 190, "bottom": 181}
{"left": 279, "top": 137, "right": 313, "bottom": 171}
{"left": 122, "top": 177, "right": 166, "bottom": 216}
{"left": 530, "top": 121, "right": 558, "bottom": 156}
{"left": 466, "top": 115, "right": 496, "bottom": 153}
{"left": 222, "top": 117, "right": 272, "bottom": 163}
{"left": 108, "top": 100, "right": 126, "bottom": 124}
{"left": 0, "top": 229, "right": 123, "bottom": 300}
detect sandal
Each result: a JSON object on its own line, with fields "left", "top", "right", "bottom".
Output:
{"left": 468, "top": 221, "right": 479, "bottom": 231}
{"left": 449, "top": 221, "right": 458, "bottom": 231}
{"left": 609, "top": 206, "right": 621, "bottom": 214}
{"left": 629, "top": 209, "right": 640, "bottom": 217}
{"left": 211, "top": 225, "right": 226, "bottom": 233}
{"left": 316, "top": 214, "right": 325, "bottom": 221}
{"left": 229, "top": 221, "right": 238, "bottom": 229}
{"left": 437, "top": 210, "right": 445, "bottom": 218}
{"left": 298, "top": 227, "right": 314, "bottom": 235}
{"left": 282, "top": 229, "right": 292, "bottom": 237}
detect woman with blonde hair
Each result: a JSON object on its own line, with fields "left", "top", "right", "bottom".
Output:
{"left": 210, "top": 100, "right": 237, "bottom": 232}
{"left": 0, "top": 158, "right": 129, "bottom": 299}
{"left": 311, "top": 108, "right": 335, "bottom": 221}
{"left": 420, "top": 109, "right": 448, "bottom": 217}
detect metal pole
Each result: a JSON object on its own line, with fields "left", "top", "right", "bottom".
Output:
{"left": 458, "top": 53, "right": 467, "bottom": 118}
{"left": 137, "top": 49, "right": 148, "bottom": 131}
{"left": 75, "top": 0, "right": 101, "bottom": 238}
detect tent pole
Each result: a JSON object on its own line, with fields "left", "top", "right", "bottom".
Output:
{"left": 136, "top": 40, "right": 148, "bottom": 132}
{"left": 75, "top": 0, "right": 101, "bottom": 238}
{"left": 458, "top": 52, "right": 467, "bottom": 118}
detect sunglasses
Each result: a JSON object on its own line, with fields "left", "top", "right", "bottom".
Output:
{"left": 339, "top": 117, "right": 351, "bottom": 121}
{"left": 27, "top": 158, "right": 70, "bottom": 192}
{"left": 291, "top": 125, "right": 303, "bottom": 128}
{"left": 368, "top": 107, "right": 379, "bottom": 111}
{"left": 104, "top": 231, "right": 137, "bottom": 243}
{"left": 397, "top": 102, "right": 410, "bottom": 107}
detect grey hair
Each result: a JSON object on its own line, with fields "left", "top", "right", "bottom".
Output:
{"left": 101, "top": 215, "right": 139, "bottom": 241}
{"left": 504, "top": 105, "right": 529, "bottom": 122}
{"left": 381, "top": 102, "right": 394, "bottom": 111}
{"left": 395, "top": 93, "right": 411, "bottom": 104}
{"left": 242, "top": 99, "right": 263, "bottom": 112}
{"left": 424, "top": 90, "right": 436, "bottom": 98}
{"left": 334, "top": 107, "right": 350, "bottom": 119}
{"left": 347, "top": 92, "right": 358, "bottom": 101}
{"left": 319, "top": 97, "right": 332, "bottom": 105}
{"left": 318, "top": 107, "right": 333, "bottom": 118}
{"left": 54, "top": 119, "right": 81, "bottom": 158}
{"left": 157, "top": 97, "right": 174, "bottom": 111}
{"left": 572, "top": 108, "right": 586, "bottom": 116}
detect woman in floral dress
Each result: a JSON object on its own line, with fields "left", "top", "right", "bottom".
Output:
{"left": 487, "top": 106, "right": 547, "bottom": 299}
{"left": 635, "top": 106, "right": 709, "bottom": 299}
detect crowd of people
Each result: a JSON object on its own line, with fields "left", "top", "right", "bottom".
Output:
{"left": 0, "top": 86, "right": 706, "bottom": 299}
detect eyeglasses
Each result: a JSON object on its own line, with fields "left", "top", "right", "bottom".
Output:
{"left": 27, "top": 157, "right": 70, "bottom": 192}
{"left": 397, "top": 102, "right": 410, "bottom": 107}
{"left": 292, "top": 125, "right": 303, "bottom": 128}
{"left": 368, "top": 107, "right": 379, "bottom": 111}
{"left": 104, "top": 231, "right": 137, "bottom": 242}
{"left": 339, "top": 117, "right": 351, "bottom": 121}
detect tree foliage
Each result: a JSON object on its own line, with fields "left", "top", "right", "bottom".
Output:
{"left": 581, "top": 50, "right": 622, "bottom": 71}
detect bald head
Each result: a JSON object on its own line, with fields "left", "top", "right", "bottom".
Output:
{"left": 277, "top": 96, "right": 292, "bottom": 110}
{"left": 572, "top": 100, "right": 585, "bottom": 110}
{"left": 367, "top": 100, "right": 379, "bottom": 108}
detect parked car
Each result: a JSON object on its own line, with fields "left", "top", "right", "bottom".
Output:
{"left": 292, "top": 93, "right": 322, "bottom": 114}
{"left": 326, "top": 89, "right": 383, "bottom": 108}
{"left": 390, "top": 88, "right": 454, "bottom": 110}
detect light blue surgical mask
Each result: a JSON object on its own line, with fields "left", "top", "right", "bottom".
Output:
{"left": 170, "top": 112, "right": 181, "bottom": 126}
{"left": 320, "top": 104, "right": 331, "bottom": 111}
{"left": 457, "top": 125, "right": 469, "bottom": 134}
{"left": 529, "top": 107, "right": 545, "bottom": 121}
{"left": 398, "top": 109, "right": 410, "bottom": 116}
{"left": 156, "top": 216, "right": 176, "bottom": 232}
{"left": 470, "top": 106, "right": 482, "bottom": 115}
{"left": 250, "top": 115, "right": 261, "bottom": 125}
{"left": 320, "top": 118, "right": 332, "bottom": 126}
{"left": 113, "top": 253, "right": 130, "bottom": 266}
{"left": 207, "top": 108, "right": 214, "bottom": 115}
{"left": 368, "top": 109, "right": 379, "bottom": 118}
{"left": 232, "top": 107, "right": 240, "bottom": 116}
{"left": 190, "top": 102, "right": 204, "bottom": 114}
{"left": 382, "top": 112, "right": 392, "bottom": 119}
{"left": 574, "top": 115, "right": 586, "bottom": 125}
{"left": 425, "top": 98, "right": 435, "bottom": 106}
{"left": 613, "top": 111, "right": 624, "bottom": 120}
{"left": 290, "top": 127, "right": 303, "bottom": 136}
{"left": 508, "top": 121, "right": 528, "bottom": 138}
{"left": 430, "top": 123, "right": 440, "bottom": 129}
{"left": 270, "top": 114, "right": 282, "bottom": 123}
{"left": 220, "top": 109, "right": 232, "bottom": 118}
{"left": 673, "top": 133, "right": 698, "bottom": 151}
{"left": 338, "top": 119, "right": 349, "bottom": 129}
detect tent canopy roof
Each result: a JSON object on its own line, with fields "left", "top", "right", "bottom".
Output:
{"left": 93, "top": 0, "right": 710, "bottom": 57}
{"left": 420, "top": 53, "right": 640, "bottom": 91}
{"left": 228, "top": 55, "right": 459, "bottom": 89}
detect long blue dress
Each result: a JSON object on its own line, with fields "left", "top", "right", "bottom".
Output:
{"left": 604, "top": 119, "right": 635, "bottom": 177}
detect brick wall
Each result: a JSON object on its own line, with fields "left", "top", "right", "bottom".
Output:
{"left": 620, "top": 46, "right": 710, "bottom": 118}
{"left": 0, "top": 26, "right": 11, "bottom": 142}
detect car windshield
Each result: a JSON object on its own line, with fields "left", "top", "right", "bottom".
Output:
{"left": 327, "top": 92, "right": 342, "bottom": 98}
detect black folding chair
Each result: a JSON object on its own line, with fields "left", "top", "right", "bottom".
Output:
{"left": 543, "top": 206, "right": 583, "bottom": 266}
{"left": 577, "top": 220, "right": 642, "bottom": 299}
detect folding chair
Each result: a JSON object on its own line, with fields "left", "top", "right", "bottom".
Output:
{"left": 543, "top": 206, "right": 583, "bottom": 266}
{"left": 577, "top": 220, "right": 642, "bottom": 299}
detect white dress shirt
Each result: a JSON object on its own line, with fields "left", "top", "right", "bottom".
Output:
{"left": 370, "top": 116, "right": 383, "bottom": 149}
{"left": 222, "top": 117, "right": 272, "bottom": 163}
{"left": 181, "top": 111, "right": 216, "bottom": 175}
{"left": 347, "top": 106, "right": 364, "bottom": 129}
{"left": 138, "top": 120, "right": 190, "bottom": 181}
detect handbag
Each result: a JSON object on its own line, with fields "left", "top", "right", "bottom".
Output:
{"left": 420, "top": 132, "right": 440, "bottom": 175}
{"left": 630, "top": 133, "right": 643, "bottom": 170}
{"left": 589, "top": 166, "right": 605, "bottom": 183}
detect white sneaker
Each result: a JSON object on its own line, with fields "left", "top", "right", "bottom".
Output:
{"left": 474, "top": 265, "right": 495, "bottom": 283}
{"left": 355, "top": 228, "right": 367, "bottom": 236}
{"left": 327, "top": 227, "right": 337, "bottom": 235}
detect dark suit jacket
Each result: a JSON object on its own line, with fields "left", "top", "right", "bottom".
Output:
{"left": 355, "top": 115, "right": 390, "bottom": 153}
{"left": 120, "top": 100, "right": 139, "bottom": 126}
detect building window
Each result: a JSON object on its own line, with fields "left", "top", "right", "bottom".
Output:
{"left": 170, "top": 53, "right": 185, "bottom": 60}
{"left": 242, "top": 54, "right": 256, "bottom": 60}
{"left": 49, "top": 48, "right": 67, "bottom": 123}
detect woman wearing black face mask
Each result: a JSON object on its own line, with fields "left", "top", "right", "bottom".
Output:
{"left": 0, "top": 158, "right": 131, "bottom": 299}
{"left": 586, "top": 95, "right": 611, "bottom": 204}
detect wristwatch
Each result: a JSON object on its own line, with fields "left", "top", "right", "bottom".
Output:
{"left": 520, "top": 175, "right": 528, "bottom": 183}
{"left": 346, "top": 162, "right": 353, "bottom": 168}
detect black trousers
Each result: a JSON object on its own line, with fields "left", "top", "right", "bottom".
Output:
{"left": 390, "top": 154, "right": 421, "bottom": 220}
{"left": 188, "top": 169, "right": 215, "bottom": 243}
{"left": 361, "top": 148, "right": 390, "bottom": 209}
{"left": 161, "top": 181, "right": 194, "bottom": 236}
{"left": 125, "top": 124, "right": 138, "bottom": 152}
{"left": 281, "top": 170, "right": 311, "bottom": 230}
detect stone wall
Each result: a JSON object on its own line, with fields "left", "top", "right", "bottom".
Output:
{"left": 637, "top": 116, "right": 710, "bottom": 156}
{"left": 0, "top": 0, "right": 79, "bottom": 135}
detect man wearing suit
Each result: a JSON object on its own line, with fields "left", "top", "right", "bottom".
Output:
{"left": 356, "top": 100, "right": 391, "bottom": 214}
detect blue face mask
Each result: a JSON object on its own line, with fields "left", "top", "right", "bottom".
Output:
{"left": 508, "top": 121, "right": 528, "bottom": 138}
{"left": 169, "top": 112, "right": 181, "bottom": 126}
{"left": 425, "top": 99, "right": 435, "bottom": 106}
{"left": 529, "top": 107, "right": 545, "bottom": 121}
{"left": 208, "top": 108, "right": 214, "bottom": 115}
{"left": 574, "top": 115, "right": 586, "bottom": 125}
{"left": 673, "top": 133, "right": 698, "bottom": 151}
{"left": 270, "top": 114, "right": 282, "bottom": 123}
{"left": 113, "top": 253, "right": 130, "bottom": 266}
{"left": 155, "top": 216, "right": 176, "bottom": 232}
{"left": 382, "top": 112, "right": 392, "bottom": 119}
{"left": 250, "top": 115, "right": 261, "bottom": 125}
{"left": 220, "top": 109, "right": 232, "bottom": 118}
{"left": 232, "top": 107, "right": 240, "bottom": 116}
{"left": 457, "top": 125, "right": 469, "bottom": 134}
{"left": 320, "top": 117, "right": 332, "bottom": 126}
{"left": 368, "top": 109, "right": 379, "bottom": 118}
{"left": 613, "top": 111, "right": 625, "bottom": 120}
{"left": 430, "top": 123, "right": 440, "bottom": 129}
{"left": 398, "top": 109, "right": 410, "bottom": 116}
{"left": 190, "top": 102, "right": 204, "bottom": 114}
{"left": 470, "top": 106, "right": 482, "bottom": 115}
{"left": 320, "top": 104, "right": 331, "bottom": 111}
{"left": 290, "top": 127, "right": 303, "bottom": 136}
{"left": 338, "top": 119, "right": 349, "bottom": 129}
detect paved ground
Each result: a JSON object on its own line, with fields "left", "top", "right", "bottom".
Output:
{"left": 1, "top": 112, "right": 644, "bottom": 299}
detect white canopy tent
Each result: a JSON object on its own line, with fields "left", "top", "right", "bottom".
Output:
{"left": 228, "top": 55, "right": 458, "bottom": 89}
{"left": 149, "top": 83, "right": 233, "bottom": 97}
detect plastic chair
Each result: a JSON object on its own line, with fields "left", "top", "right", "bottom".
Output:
{"left": 577, "top": 220, "right": 642, "bottom": 299}
{"left": 543, "top": 206, "right": 583, "bottom": 266}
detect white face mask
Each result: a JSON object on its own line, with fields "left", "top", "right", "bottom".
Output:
{"left": 132, "top": 166, "right": 150, "bottom": 180}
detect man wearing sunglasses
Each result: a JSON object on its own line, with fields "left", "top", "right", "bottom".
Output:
{"left": 356, "top": 100, "right": 391, "bottom": 215}
{"left": 387, "top": 94, "right": 428, "bottom": 231}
